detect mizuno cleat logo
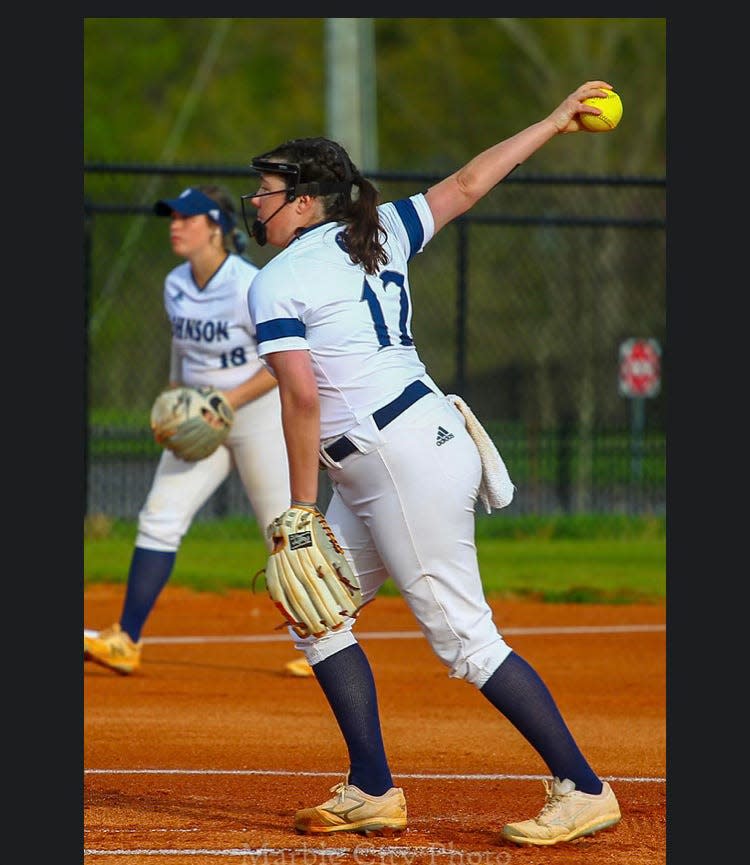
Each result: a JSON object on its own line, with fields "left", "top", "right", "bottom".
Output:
{"left": 322, "top": 800, "right": 365, "bottom": 819}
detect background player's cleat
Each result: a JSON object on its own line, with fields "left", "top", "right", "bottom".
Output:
{"left": 501, "top": 777, "right": 621, "bottom": 846}
{"left": 84, "top": 623, "right": 142, "bottom": 675}
{"left": 285, "top": 657, "right": 315, "bottom": 677}
{"left": 294, "top": 777, "right": 407, "bottom": 835}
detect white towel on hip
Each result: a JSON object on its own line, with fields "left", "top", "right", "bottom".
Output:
{"left": 447, "top": 394, "right": 515, "bottom": 513}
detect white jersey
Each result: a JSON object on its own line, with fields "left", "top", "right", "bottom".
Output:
{"left": 249, "top": 193, "right": 442, "bottom": 439}
{"left": 164, "top": 253, "right": 264, "bottom": 391}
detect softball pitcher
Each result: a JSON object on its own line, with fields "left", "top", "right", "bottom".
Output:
{"left": 243, "top": 82, "right": 622, "bottom": 845}
{"left": 84, "top": 185, "right": 311, "bottom": 678}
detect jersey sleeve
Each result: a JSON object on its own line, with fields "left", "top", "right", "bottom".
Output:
{"left": 378, "top": 193, "right": 436, "bottom": 261}
{"left": 233, "top": 266, "right": 259, "bottom": 336}
{"left": 248, "top": 264, "right": 309, "bottom": 358}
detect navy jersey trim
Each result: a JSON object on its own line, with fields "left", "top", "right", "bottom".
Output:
{"left": 393, "top": 199, "right": 424, "bottom": 261}
{"left": 256, "top": 317, "right": 305, "bottom": 342}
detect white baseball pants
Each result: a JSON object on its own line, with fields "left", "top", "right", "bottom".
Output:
{"left": 293, "top": 392, "right": 512, "bottom": 688}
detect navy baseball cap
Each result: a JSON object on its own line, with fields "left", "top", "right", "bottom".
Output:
{"left": 153, "top": 187, "right": 236, "bottom": 234}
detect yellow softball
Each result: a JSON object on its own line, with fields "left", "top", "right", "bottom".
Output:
{"left": 581, "top": 88, "right": 623, "bottom": 132}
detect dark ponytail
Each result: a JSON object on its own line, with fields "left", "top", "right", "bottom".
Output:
{"left": 340, "top": 175, "right": 388, "bottom": 275}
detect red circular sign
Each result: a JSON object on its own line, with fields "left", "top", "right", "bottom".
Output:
{"left": 619, "top": 338, "right": 661, "bottom": 398}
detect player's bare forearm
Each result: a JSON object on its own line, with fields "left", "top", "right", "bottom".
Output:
{"left": 280, "top": 402, "right": 320, "bottom": 505}
{"left": 266, "top": 350, "right": 321, "bottom": 505}
{"left": 425, "top": 80, "right": 613, "bottom": 233}
{"left": 223, "top": 365, "right": 279, "bottom": 410}
{"left": 426, "top": 119, "right": 556, "bottom": 230}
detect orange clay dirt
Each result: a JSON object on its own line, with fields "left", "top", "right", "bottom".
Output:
{"left": 84, "top": 584, "right": 666, "bottom": 865}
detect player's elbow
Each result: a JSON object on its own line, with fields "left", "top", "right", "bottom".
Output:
{"left": 426, "top": 174, "right": 478, "bottom": 232}
{"left": 292, "top": 390, "right": 320, "bottom": 416}
{"left": 281, "top": 385, "right": 319, "bottom": 421}
{"left": 453, "top": 169, "right": 485, "bottom": 212}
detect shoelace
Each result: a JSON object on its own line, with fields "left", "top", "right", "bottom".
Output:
{"left": 328, "top": 774, "right": 351, "bottom": 804}
{"left": 535, "top": 779, "right": 565, "bottom": 820}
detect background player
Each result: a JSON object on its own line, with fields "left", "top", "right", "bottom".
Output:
{"left": 243, "top": 81, "right": 622, "bottom": 845}
{"left": 84, "top": 184, "right": 311, "bottom": 679}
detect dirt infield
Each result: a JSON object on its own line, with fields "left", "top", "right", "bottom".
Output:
{"left": 84, "top": 585, "right": 666, "bottom": 865}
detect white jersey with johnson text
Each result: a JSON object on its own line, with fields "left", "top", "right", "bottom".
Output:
{"left": 164, "top": 253, "right": 263, "bottom": 391}
{"left": 249, "top": 193, "right": 443, "bottom": 440}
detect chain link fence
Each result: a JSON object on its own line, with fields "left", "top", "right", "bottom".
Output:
{"left": 84, "top": 164, "right": 665, "bottom": 527}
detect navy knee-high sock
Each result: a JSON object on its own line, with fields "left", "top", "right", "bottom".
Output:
{"left": 119, "top": 547, "right": 177, "bottom": 642}
{"left": 312, "top": 643, "right": 394, "bottom": 796}
{"left": 480, "top": 651, "right": 602, "bottom": 794}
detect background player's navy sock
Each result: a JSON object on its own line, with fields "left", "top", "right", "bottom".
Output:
{"left": 119, "top": 547, "right": 177, "bottom": 642}
{"left": 312, "top": 643, "right": 394, "bottom": 796}
{"left": 480, "top": 651, "right": 602, "bottom": 795}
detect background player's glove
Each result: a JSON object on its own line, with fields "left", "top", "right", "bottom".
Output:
{"left": 150, "top": 386, "right": 234, "bottom": 462}
{"left": 263, "top": 505, "right": 363, "bottom": 639}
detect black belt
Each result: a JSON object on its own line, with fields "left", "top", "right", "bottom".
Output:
{"left": 324, "top": 380, "right": 433, "bottom": 462}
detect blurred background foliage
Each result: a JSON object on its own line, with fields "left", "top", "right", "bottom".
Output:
{"left": 84, "top": 18, "right": 665, "bottom": 175}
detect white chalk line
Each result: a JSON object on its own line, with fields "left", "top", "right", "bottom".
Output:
{"left": 137, "top": 623, "right": 664, "bottom": 646}
{"left": 85, "top": 767, "right": 664, "bottom": 783}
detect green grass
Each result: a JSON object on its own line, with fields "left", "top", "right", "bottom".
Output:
{"left": 84, "top": 514, "right": 665, "bottom": 604}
